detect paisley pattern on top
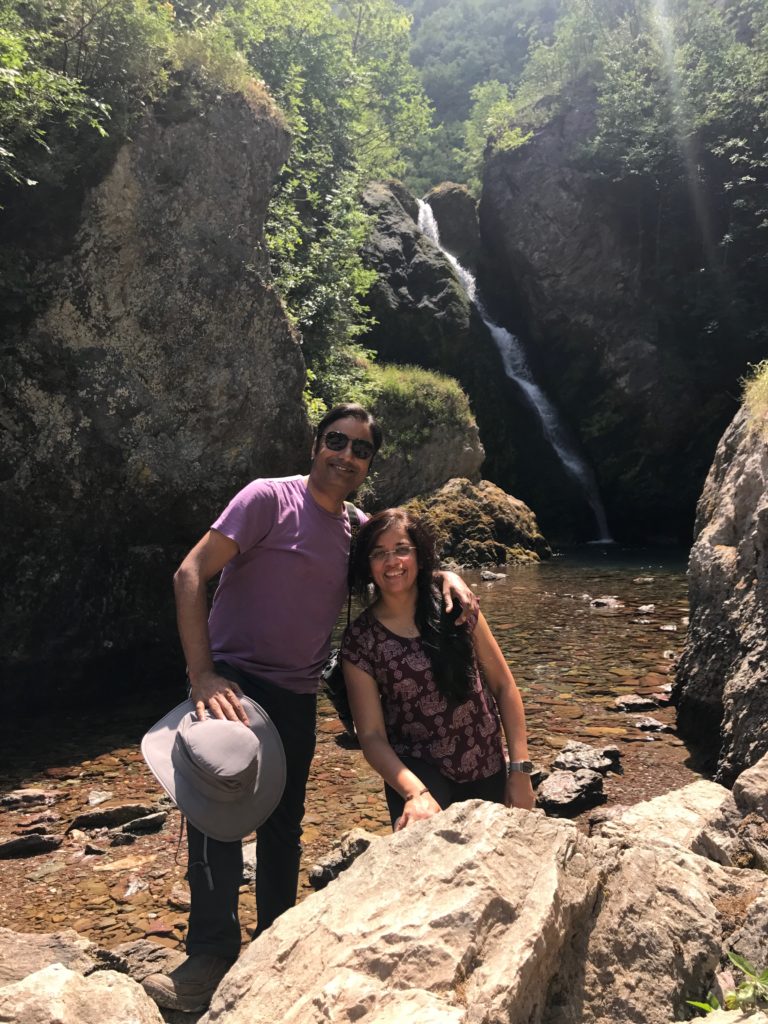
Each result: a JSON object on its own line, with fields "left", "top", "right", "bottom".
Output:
{"left": 341, "top": 608, "right": 504, "bottom": 782}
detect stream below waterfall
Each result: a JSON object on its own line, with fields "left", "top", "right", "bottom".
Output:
{"left": 0, "top": 548, "right": 702, "bottom": 954}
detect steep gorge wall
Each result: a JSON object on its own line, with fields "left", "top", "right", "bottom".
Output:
{"left": 479, "top": 96, "right": 750, "bottom": 542}
{"left": 674, "top": 407, "right": 768, "bottom": 783}
{"left": 1, "top": 91, "right": 311, "bottom": 701}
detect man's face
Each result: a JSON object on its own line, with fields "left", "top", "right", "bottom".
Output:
{"left": 310, "top": 416, "right": 375, "bottom": 497}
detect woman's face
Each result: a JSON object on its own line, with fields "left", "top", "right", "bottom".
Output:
{"left": 368, "top": 523, "right": 419, "bottom": 596}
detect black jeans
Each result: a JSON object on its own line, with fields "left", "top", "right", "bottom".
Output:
{"left": 384, "top": 753, "right": 506, "bottom": 829}
{"left": 185, "top": 662, "right": 316, "bottom": 959}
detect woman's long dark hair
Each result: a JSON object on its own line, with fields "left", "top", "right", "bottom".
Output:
{"left": 350, "top": 509, "right": 476, "bottom": 701}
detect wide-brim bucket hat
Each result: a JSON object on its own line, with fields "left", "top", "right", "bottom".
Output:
{"left": 141, "top": 697, "right": 286, "bottom": 842}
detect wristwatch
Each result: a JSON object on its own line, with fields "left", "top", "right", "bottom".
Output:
{"left": 507, "top": 760, "right": 534, "bottom": 775}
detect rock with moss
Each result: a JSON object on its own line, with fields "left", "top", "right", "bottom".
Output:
{"left": 362, "top": 367, "right": 484, "bottom": 508}
{"left": 423, "top": 182, "right": 481, "bottom": 272}
{"left": 673, "top": 406, "right": 768, "bottom": 784}
{"left": 1, "top": 88, "right": 309, "bottom": 703}
{"left": 405, "top": 478, "right": 550, "bottom": 566}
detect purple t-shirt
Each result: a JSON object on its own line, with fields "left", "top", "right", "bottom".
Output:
{"left": 341, "top": 608, "right": 504, "bottom": 781}
{"left": 208, "top": 475, "right": 363, "bottom": 694}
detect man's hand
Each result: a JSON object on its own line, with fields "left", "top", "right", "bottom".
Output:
{"left": 439, "top": 570, "right": 479, "bottom": 625}
{"left": 189, "top": 669, "right": 249, "bottom": 726}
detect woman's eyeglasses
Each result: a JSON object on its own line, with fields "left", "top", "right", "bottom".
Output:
{"left": 368, "top": 544, "right": 417, "bottom": 563}
{"left": 323, "top": 430, "right": 375, "bottom": 461}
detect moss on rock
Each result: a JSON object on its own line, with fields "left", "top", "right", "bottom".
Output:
{"left": 405, "top": 478, "right": 551, "bottom": 567}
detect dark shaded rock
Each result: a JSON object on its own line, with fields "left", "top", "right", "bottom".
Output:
{"left": 674, "top": 409, "right": 768, "bottom": 785}
{"left": 308, "top": 828, "right": 378, "bottom": 891}
{"left": 68, "top": 804, "right": 157, "bottom": 832}
{"left": 0, "top": 834, "right": 62, "bottom": 858}
{"left": 405, "top": 477, "right": 550, "bottom": 566}
{"left": 552, "top": 741, "right": 620, "bottom": 775}
{"left": 536, "top": 768, "right": 605, "bottom": 816}
{"left": 121, "top": 812, "right": 167, "bottom": 835}
{"left": 2, "top": 88, "right": 309, "bottom": 706}
{"left": 478, "top": 89, "right": 749, "bottom": 543}
{"left": 590, "top": 596, "right": 623, "bottom": 609}
{"left": 423, "top": 182, "right": 481, "bottom": 271}
{"left": 110, "top": 833, "right": 137, "bottom": 847}
{"left": 360, "top": 181, "right": 526, "bottom": 499}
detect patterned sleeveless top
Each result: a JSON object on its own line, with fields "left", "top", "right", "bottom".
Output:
{"left": 341, "top": 607, "right": 504, "bottom": 782}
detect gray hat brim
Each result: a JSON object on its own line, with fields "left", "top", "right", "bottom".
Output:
{"left": 141, "top": 697, "right": 286, "bottom": 842}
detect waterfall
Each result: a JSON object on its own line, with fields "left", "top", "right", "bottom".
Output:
{"left": 417, "top": 199, "right": 613, "bottom": 543}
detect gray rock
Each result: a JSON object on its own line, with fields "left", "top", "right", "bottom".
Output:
{"left": 536, "top": 768, "right": 605, "bottom": 816}
{"left": 121, "top": 812, "right": 168, "bottom": 835}
{"left": 727, "top": 892, "right": 768, "bottom": 972}
{"left": 242, "top": 840, "right": 256, "bottom": 883}
{"left": 110, "top": 939, "right": 186, "bottom": 985}
{"left": 480, "top": 569, "right": 507, "bottom": 581}
{"left": 633, "top": 716, "right": 673, "bottom": 732}
{"left": 308, "top": 828, "right": 379, "bottom": 891}
{"left": 0, "top": 789, "right": 59, "bottom": 809}
{"left": 201, "top": 802, "right": 601, "bottom": 1024}
{"left": 552, "top": 741, "right": 619, "bottom": 775}
{"left": 0, "top": 927, "right": 98, "bottom": 985}
{"left": 0, "top": 834, "right": 62, "bottom": 858}
{"left": 87, "top": 790, "right": 114, "bottom": 806}
{"left": 674, "top": 408, "right": 768, "bottom": 784}
{"left": 68, "top": 804, "right": 157, "bottom": 831}
{"left": 590, "top": 596, "right": 624, "bottom": 609}
{"left": 613, "top": 694, "right": 659, "bottom": 712}
{"left": 637, "top": 604, "right": 656, "bottom": 613}
{"left": 732, "top": 752, "right": 768, "bottom": 820}
{"left": 0, "top": 963, "right": 164, "bottom": 1024}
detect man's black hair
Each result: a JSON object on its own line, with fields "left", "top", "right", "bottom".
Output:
{"left": 313, "top": 403, "right": 383, "bottom": 457}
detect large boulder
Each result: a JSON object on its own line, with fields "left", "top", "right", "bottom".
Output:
{"left": 1, "top": 89, "right": 310, "bottom": 702}
{"left": 478, "top": 90, "right": 747, "bottom": 542}
{"left": 673, "top": 409, "right": 768, "bottom": 783}
{"left": 405, "top": 477, "right": 550, "bottom": 565}
{"left": 0, "top": 963, "right": 163, "bottom": 1024}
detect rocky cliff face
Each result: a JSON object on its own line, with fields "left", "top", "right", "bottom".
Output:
{"left": 423, "top": 181, "right": 481, "bottom": 272}
{"left": 360, "top": 180, "right": 527, "bottom": 503}
{"left": 479, "top": 95, "right": 744, "bottom": 542}
{"left": 1, "top": 90, "right": 310, "bottom": 701}
{"left": 674, "top": 408, "right": 768, "bottom": 784}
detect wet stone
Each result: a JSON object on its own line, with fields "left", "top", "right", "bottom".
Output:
{"left": 613, "top": 695, "right": 660, "bottom": 713}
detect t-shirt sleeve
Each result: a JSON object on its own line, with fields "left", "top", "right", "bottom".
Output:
{"left": 341, "top": 617, "right": 375, "bottom": 678}
{"left": 211, "top": 479, "right": 277, "bottom": 555}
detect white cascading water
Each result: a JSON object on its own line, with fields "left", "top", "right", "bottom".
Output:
{"left": 417, "top": 199, "right": 613, "bottom": 543}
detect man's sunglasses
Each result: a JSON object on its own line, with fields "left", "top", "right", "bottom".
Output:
{"left": 322, "top": 430, "right": 375, "bottom": 461}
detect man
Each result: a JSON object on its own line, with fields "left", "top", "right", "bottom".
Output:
{"left": 143, "top": 403, "right": 474, "bottom": 1012}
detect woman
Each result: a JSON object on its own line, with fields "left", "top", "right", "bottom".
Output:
{"left": 341, "top": 508, "right": 534, "bottom": 830}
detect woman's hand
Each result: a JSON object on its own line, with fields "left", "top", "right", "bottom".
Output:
{"left": 395, "top": 790, "right": 443, "bottom": 830}
{"left": 505, "top": 771, "right": 535, "bottom": 811}
{"left": 438, "top": 570, "right": 479, "bottom": 625}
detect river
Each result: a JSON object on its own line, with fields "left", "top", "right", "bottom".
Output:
{"left": 0, "top": 548, "right": 702, "bottom": 951}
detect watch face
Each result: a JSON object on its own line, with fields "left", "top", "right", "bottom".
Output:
{"left": 508, "top": 760, "right": 534, "bottom": 774}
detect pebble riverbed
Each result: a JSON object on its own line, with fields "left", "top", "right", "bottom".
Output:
{"left": 0, "top": 550, "right": 705, "bottom": 953}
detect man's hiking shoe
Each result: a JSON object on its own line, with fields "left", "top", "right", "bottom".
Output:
{"left": 142, "top": 953, "right": 235, "bottom": 1012}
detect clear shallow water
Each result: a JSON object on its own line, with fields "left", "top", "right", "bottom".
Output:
{"left": 468, "top": 546, "right": 691, "bottom": 764}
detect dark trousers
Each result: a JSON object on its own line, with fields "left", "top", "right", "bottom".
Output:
{"left": 384, "top": 753, "right": 506, "bottom": 829}
{"left": 185, "top": 663, "right": 316, "bottom": 959}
